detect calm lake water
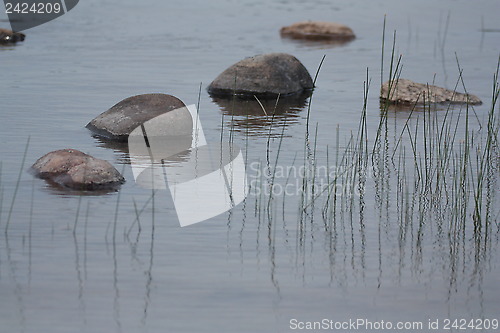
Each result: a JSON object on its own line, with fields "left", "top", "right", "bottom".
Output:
{"left": 1, "top": 0, "right": 499, "bottom": 332}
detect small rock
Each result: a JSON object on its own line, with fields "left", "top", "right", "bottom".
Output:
{"left": 207, "top": 53, "right": 314, "bottom": 99}
{"left": 31, "top": 149, "right": 125, "bottom": 190}
{"left": 380, "top": 79, "right": 482, "bottom": 105}
{"left": 280, "top": 21, "right": 355, "bottom": 41}
{"left": 0, "top": 28, "right": 25, "bottom": 44}
{"left": 86, "top": 94, "right": 192, "bottom": 141}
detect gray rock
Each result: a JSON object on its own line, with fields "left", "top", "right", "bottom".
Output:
{"left": 381, "top": 79, "right": 482, "bottom": 105}
{"left": 31, "top": 149, "right": 125, "bottom": 190}
{"left": 0, "top": 28, "right": 25, "bottom": 44}
{"left": 86, "top": 94, "right": 192, "bottom": 141}
{"left": 207, "top": 53, "right": 314, "bottom": 99}
{"left": 280, "top": 21, "right": 355, "bottom": 41}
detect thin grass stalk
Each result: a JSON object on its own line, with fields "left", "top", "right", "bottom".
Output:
{"left": 282, "top": 152, "right": 298, "bottom": 222}
{"left": 195, "top": 82, "right": 203, "bottom": 147}
{"left": 126, "top": 190, "right": 157, "bottom": 237}
{"left": 267, "top": 117, "right": 287, "bottom": 218}
{"left": 381, "top": 15, "right": 386, "bottom": 88}
{"left": 305, "top": 55, "right": 326, "bottom": 137}
{"left": 0, "top": 161, "right": 3, "bottom": 226}
{"left": 5, "top": 136, "right": 30, "bottom": 234}
{"left": 73, "top": 195, "right": 83, "bottom": 235}
{"left": 112, "top": 164, "right": 126, "bottom": 246}
{"left": 308, "top": 123, "right": 320, "bottom": 222}
{"left": 322, "top": 145, "right": 331, "bottom": 227}
{"left": 125, "top": 198, "right": 142, "bottom": 241}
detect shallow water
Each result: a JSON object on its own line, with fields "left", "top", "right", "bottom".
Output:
{"left": 1, "top": 0, "right": 500, "bottom": 332}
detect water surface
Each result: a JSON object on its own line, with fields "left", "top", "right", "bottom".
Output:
{"left": 1, "top": 0, "right": 499, "bottom": 332}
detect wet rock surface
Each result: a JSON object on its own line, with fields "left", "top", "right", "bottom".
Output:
{"left": 280, "top": 21, "right": 355, "bottom": 41}
{"left": 207, "top": 53, "right": 313, "bottom": 99}
{"left": 31, "top": 149, "right": 125, "bottom": 190}
{"left": 0, "top": 28, "right": 25, "bottom": 44}
{"left": 86, "top": 94, "right": 191, "bottom": 141}
{"left": 381, "top": 79, "right": 482, "bottom": 105}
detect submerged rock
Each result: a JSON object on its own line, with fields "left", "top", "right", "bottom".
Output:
{"left": 86, "top": 94, "right": 192, "bottom": 141}
{"left": 0, "top": 28, "right": 25, "bottom": 44}
{"left": 207, "top": 53, "right": 313, "bottom": 99}
{"left": 381, "top": 79, "right": 482, "bottom": 105}
{"left": 280, "top": 21, "right": 355, "bottom": 41}
{"left": 31, "top": 149, "right": 125, "bottom": 190}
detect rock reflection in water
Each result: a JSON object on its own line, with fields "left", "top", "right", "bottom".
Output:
{"left": 280, "top": 35, "right": 354, "bottom": 49}
{"left": 211, "top": 94, "right": 309, "bottom": 136}
{"left": 379, "top": 100, "right": 465, "bottom": 115}
{"left": 90, "top": 134, "right": 192, "bottom": 166}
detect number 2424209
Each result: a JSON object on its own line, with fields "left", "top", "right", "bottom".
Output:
{"left": 5, "top": 2, "right": 62, "bottom": 14}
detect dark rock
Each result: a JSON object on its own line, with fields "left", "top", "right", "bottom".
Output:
{"left": 207, "top": 53, "right": 314, "bottom": 99}
{"left": 31, "top": 149, "right": 125, "bottom": 190}
{"left": 280, "top": 21, "right": 355, "bottom": 41}
{"left": 86, "top": 94, "right": 192, "bottom": 141}
{"left": 0, "top": 28, "right": 25, "bottom": 44}
{"left": 381, "top": 79, "right": 482, "bottom": 105}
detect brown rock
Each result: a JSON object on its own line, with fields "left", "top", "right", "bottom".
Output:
{"left": 207, "top": 53, "right": 313, "bottom": 99}
{"left": 86, "top": 94, "right": 192, "bottom": 141}
{"left": 280, "top": 21, "right": 355, "bottom": 41}
{"left": 0, "top": 28, "right": 25, "bottom": 44}
{"left": 381, "top": 79, "right": 482, "bottom": 105}
{"left": 31, "top": 149, "right": 125, "bottom": 190}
